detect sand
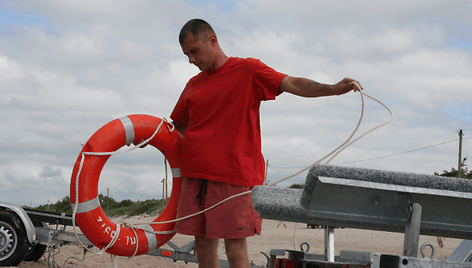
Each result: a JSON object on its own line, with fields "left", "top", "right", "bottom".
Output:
{"left": 7, "top": 217, "right": 462, "bottom": 268}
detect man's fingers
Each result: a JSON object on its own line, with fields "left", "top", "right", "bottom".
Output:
{"left": 351, "top": 80, "right": 363, "bottom": 91}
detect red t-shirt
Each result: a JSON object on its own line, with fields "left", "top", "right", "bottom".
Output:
{"left": 170, "top": 57, "right": 287, "bottom": 186}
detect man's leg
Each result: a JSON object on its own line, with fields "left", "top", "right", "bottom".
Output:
{"left": 195, "top": 236, "right": 219, "bottom": 268}
{"left": 225, "top": 238, "right": 250, "bottom": 268}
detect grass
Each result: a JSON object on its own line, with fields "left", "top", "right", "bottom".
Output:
{"left": 33, "top": 194, "right": 167, "bottom": 218}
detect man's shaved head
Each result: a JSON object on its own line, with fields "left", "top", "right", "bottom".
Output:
{"left": 179, "top": 19, "right": 215, "bottom": 44}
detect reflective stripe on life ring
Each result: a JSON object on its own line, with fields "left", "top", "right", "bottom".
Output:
{"left": 70, "top": 114, "right": 182, "bottom": 257}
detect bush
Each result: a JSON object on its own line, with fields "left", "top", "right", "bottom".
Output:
{"left": 289, "top": 183, "right": 304, "bottom": 189}
{"left": 32, "top": 195, "right": 167, "bottom": 217}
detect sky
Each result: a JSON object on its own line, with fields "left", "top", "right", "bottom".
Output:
{"left": 0, "top": 0, "right": 471, "bottom": 207}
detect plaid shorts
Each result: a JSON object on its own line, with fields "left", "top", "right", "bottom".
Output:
{"left": 174, "top": 177, "right": 262, "bottom": 239}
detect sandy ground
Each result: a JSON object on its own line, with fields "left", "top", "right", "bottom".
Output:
{"left": 7, "top": 217, "right": 462, "bottom": 268}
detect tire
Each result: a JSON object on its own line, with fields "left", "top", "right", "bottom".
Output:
{"left": 23, "top": 220, "right": 47, "bottom": 262}
{"left": 0, "top": 210, "right": 30, "bottom": 266}
{"left": 23, "top": 243, "right": 47, "bottom": 262}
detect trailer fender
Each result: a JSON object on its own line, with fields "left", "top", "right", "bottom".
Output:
{"left": 0, "top": 202, "right": 36, "bottom": 245}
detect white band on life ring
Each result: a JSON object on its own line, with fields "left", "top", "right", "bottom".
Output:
{"left": 119, "top": 116, "right": 135, "bottom": 146}
{"left": 171, "top": 168, "right": 181, "bottom": 178}
{"left": 72, "top": 196, "right": 100, "bottom": 214}
{"left": 141, "top": 224, "right": 158, "bottom": 251}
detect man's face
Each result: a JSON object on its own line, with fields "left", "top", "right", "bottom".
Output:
{"left": 181, "top": 33, "right": 215, "bottom": 71}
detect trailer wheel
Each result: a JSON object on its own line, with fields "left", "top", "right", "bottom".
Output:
{"left": 23, "top": 220, "right": 47, "bottom": 262}
{"left": 23, "top": 243, "right": 47, "bottom": 262}
{"left": 0, "top": 210, "right": 30, "bottom": 266}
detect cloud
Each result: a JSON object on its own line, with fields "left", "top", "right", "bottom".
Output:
{"left": 39, "top": 165, "right": 62, "bottom": 177}
{"left": 0, "top": 0, "right": 471, "bottom": 207}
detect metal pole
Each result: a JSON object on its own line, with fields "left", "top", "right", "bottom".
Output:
{"left": 459, "top": 129, "right": 463, "bottom": 178}
{"left": 324, "top": 226, "right": 335, "bottom": 262}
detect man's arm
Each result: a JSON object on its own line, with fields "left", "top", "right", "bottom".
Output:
{"left": 278, "top": 76, "right": 362, "bottom": 97}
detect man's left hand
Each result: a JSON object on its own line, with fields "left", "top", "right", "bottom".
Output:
{"left": 334, "top": 78, "right": 363, "bottom": 95}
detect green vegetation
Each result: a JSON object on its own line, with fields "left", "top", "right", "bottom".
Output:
{"left": 289, "top": 183, "right": 304, "bottom": 189}
{"left": 33, "top": 157, "right": 470, "bottom": 217}
{"left": 34, "top": 194, "right": 167, "bottom": 217}
{"left": 435, "top": 157, "right": 472, "bottom": 179}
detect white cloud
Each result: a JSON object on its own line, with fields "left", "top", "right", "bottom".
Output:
{"left": 0, "top": 0, "right": 471, "bottom": 207}
{"left": 39, "top": 165, "right": 62, "bottom": 177}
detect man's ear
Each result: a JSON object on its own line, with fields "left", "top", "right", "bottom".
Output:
{"left": 208, "top": 34, "right": 218, "bottom": 46}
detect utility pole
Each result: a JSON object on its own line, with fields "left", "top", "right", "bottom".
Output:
{"left": 107, "top": 188, "right": 109, "bottom": 214}
{"left": 162, "top": 179, "right": 165, "bottom": 200}
{"left": 164, "top": 157, "right": 168, "bottom": 200}
{"left": 264, "top": 160, "right": 269, "bottom": 185}
{"left": 458, "top": 129, "right": 463, "bottom": 178}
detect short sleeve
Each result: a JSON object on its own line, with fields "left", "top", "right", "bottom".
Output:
{"left": 249, "top": 58, "right": 287, "bottom": 101}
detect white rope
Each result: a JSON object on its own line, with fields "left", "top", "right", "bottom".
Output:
{"left": 147, "top": 190, "right": 252, "bottom": 226}
{"left": 119, "top": 221, "right": 175, "bottom": 235}
{"left": 72, "top": 118, "right": 167, "bottom": 255}
{"left": 123, "top": 222, "right": 140, "bottom": 257}
{"left": 111, "top": 255, "right": 119, "bottom": 268}
{"left": 285, "top": 83, "right": 393, "bottom": 251}
{"left": 71, "top": 86, "right": 392, "bottom": 262}
{"left": 138, "top": 86, "right": 393, "bottom": 229}
{"left": 269, "top": 83, "right": 393, "bottom": 186}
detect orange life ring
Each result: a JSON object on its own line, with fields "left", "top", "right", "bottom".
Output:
{"left": 70, "top": 114, "right": 182, "bottom": 257}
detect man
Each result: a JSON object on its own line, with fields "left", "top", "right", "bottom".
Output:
{"left": 170, "top": 19, "right": 361, "bottom": 268}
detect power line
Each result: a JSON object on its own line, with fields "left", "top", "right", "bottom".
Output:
{"left": 269, "top": 137, "right": 468, "bottom": 168}
{"left": 357, "top": 132, "right": 457, "bottom": 156}
{"left": 334, "top": 138, "right": 463, "bottom": 165}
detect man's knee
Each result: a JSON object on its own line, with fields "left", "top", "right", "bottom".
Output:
{"left": 195, "top": 236, "right": 219, "bottom": 251}
{"left": 225, "top": 238, "right": 248, "bottom": 258}
{"left": 225, "top": 238, "right": 250, "bottom": 268}
{"left": 195, "top": 236, "right": 219, "bottom": 268}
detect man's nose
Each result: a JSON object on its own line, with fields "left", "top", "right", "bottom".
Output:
{"left": 188, "top": 55, "right": 195, "bottom": 64}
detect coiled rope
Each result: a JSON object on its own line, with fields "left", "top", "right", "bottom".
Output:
{"left": 270, "top": 82, "right": 393, "bottom": 186}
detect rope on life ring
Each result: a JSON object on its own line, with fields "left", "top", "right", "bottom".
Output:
{"left": 70, "top": 114, "right": 182, "bottom": 257}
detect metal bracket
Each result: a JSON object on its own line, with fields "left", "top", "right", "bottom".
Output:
{"left": 449, "top": 240, "right": 472, "bottom": 263}
{"left": 403, "top": 202, "right": 422, "bottom": 257}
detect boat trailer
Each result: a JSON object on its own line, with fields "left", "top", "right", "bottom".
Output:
{"left": 2, "top": 164, "right": 472, "bottom": 267}
{"left": 252, "top": 164, "right": 472, "bottom": 268}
